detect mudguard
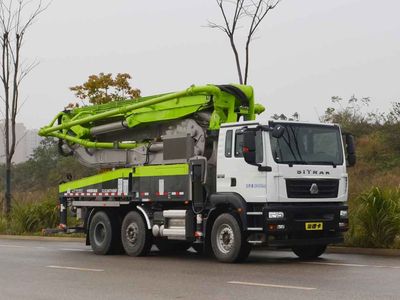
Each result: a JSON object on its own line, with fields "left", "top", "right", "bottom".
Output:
{"left": 208, "top": 192, "right": 247, "bottom": 229}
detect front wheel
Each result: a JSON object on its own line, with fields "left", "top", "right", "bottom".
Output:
{"left": 211, "top": 213, "right": 251, "bottom": 263}
{"left": 292, "top": 244, "right": 327, "bottom": 260}
{"left": 121, "top": 211, "right": 152, "bottom": 256}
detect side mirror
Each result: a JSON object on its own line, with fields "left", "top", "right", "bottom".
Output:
{"left": 242, "top": 130, "right": 257, "bottom": 165}
{"left": 272, "top": 124, "right": 285, "bottom": 138}
{"left": 345, "top": 134, "right": 356, "bottom": 167}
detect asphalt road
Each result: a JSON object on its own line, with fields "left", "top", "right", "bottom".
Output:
{"left": 0, "top": 238, "right": 399, "bottom": 300}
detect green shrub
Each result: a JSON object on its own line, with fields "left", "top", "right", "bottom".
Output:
{"left": 0, "top": 215, "right": 7, "bottom": 233}
{"left": 347, "top": 187, "right": 400, "bottom": 248}
{"left": 9, "top": 198, "right": 59, "bottom": 234}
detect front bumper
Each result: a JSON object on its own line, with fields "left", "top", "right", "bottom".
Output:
{"left": 262, "top": 203, "right": 348, "bottom": 247}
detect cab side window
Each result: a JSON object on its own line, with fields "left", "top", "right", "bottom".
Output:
{"left": 235, "top": 131, "right": 244, "bottom": 157}
{"left": 225, "top": 130, "right": 233, "bottom": 157}
{"left": 255, "top": 130, "right": 264, "bottom": 163}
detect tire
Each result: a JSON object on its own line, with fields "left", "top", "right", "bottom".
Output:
{"left": 121, "top": 211, "right": 152, "bottom": 256}
{"left": 292, "top": 244, "right": 327, "bottom": 260}
{"left": 89, "top": 211, "right": 115, "bottom": 255}
{"left": 155, "top": 240, "right": 191, "bottom": 253}
{"left": 211, "top": 213, "right": 250, "bottom": 263}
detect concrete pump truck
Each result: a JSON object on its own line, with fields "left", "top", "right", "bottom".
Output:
{"left": 39, "top": 84, "right": 355, "bottom": 263}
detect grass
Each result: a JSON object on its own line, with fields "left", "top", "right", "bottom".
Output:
{"left": 0, "top": 190, "right": 59, "bottom": 235}
{"left": 346, "top": 187, "right": 400, "bottom": 248}
{"left": 0, "top": 189, "right": 85, "bottom": 236}
{"left": 348, "top": 163, "right": 400, "bottom": 200}
{"left": 8, "top": 198, "right": 59, "bottom": 234}
{"left": 0, "top": 215, "right": 7, "bottom": 233}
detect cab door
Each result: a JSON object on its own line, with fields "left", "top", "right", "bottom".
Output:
{"left": 216, "top": 128, "right": 267, "bottom": 203}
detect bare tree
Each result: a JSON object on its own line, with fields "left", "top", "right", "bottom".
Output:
{"left": 209, "top": 0, "right": 281, "bottom": 84}
{"left": 0, "top": 0, "right": 48, "bottom": 216}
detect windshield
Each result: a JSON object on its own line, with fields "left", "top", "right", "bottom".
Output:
{"left": 270, "top": 123, "right": 344, "bottom": 166}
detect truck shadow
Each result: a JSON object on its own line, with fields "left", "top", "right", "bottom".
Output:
{"left": 141, "top": 247, "right": 327, "bottom": 265}
{"left": 77, "top": 245, "right": 330, "bottom": 266}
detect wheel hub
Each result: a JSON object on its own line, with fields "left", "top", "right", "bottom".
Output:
{"left": 94, "top": 222, "right": 106, "bottom": 245}
{"left": 126, "top": 222, "right": 139, "bottom": 244}
{"left": 217, "top": 224, "right": 234, "bottom": 254}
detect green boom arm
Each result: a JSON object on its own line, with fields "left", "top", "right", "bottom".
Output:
{"left": 39, "top": 84, "right": 265, "bottom": 150}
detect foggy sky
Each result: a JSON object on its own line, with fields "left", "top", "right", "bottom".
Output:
{"left": 19, "top": 0, "right": 400, "bottom": 129}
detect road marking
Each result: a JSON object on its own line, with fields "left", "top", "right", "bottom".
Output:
{"left": 302, "top": 262, "right": 400, "bottom": 269}
{"left": 46, "top": 265, "right": 104, "bottom": 272}
{"left": 0, "top": 244, "right": 91, "bottom": 252}
{"left": 0, "top": 244, "right": 26, "bottom": 248}
{"left": 60, "top": 248, "right": 92, "bottom": 252}
{"left": 228, "top": 281, "right": 316, "bottom": 291}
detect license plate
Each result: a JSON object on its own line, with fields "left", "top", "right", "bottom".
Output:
{"left": 305, "top": 222, "right": 323, "bottom": 231}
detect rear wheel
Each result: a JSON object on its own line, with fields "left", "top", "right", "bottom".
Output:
{"left": 292, "top": 244, "right": 327, "bottom": 260}
{"left": 211, "top": 213, "right": 250, "bottom": 263}
{"left": 121, "top": 211, "right": 152, "bottom": 256}
{"left": 89, "top": 211, "right": 115, "bottom": 255}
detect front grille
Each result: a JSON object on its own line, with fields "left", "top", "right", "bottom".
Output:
{"left": 286, "top": 179, "right": 339, "bottom": 198}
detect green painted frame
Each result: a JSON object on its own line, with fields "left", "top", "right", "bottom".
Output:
{"left": 59, "top": 164, "right": 189, "bottom": 193}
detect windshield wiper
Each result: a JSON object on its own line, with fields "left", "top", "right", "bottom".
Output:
{"left": 279, "top": 134, "right": 297, "bottom": 160}
{"left": 288, "top": 125, "right": 305, "bottom": 162}
{"left": 282, "top": 160, "right": 309, "bottom": 166}
{"left": 308, "top": 161, "right": 338, "bottom": 167}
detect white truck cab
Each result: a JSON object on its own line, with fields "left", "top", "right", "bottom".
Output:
{"left": 214, "top": 120, "right": 354, "bottom": 252}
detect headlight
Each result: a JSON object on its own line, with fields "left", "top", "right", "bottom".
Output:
{"left": 340, "top": 210, "right": 348, "bottom": 219}
{"left": 268, "top": 211, "right": 285, "bottom": 219}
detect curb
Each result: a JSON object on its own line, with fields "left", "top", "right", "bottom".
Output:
{"left": 0, "top": 234, "right": 85, "bottom": 242}
{"left": 327, "top": 246, "right": 400, "bottom": 257}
